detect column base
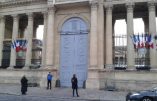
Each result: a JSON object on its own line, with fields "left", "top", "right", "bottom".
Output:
{"left": 7, "top": 66, "right": 14, "bottom": 69}
{"left": 23, "top": 66, "right": 29, "bottom": 70}
{"left": 86, "top": 68, "right": 100, "bottom": 89}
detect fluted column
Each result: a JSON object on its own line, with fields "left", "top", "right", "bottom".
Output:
{"left": 41, "top": 12, "right": 48, "bottom": 68}
{"left": 105, "top": 4, "right": 113, "bottom": 67}
{"left": 25, "top": 13, "right": 34, "bottom": 68}
{"left": 126, "top": 3, "right": 135, "bottom": 68}
{"left": 98, "top": 0, "right": 104, "bottom": 69}
{"left": 89, "top": 1, "right": 98, "bottom": 69}
{"left": 45, "top": 6, "right": 55, "bottom": 68}
{"left": 0, "top": 16, "right": 5, "bottom": 66}
{"left": 9, "top": 14, "right": 19, "bottom": 68}
{"left": 142, "top": 17, "right": 149, "bottom": 33}
{"left": 142, "top": 17, "right": 149, "bottom": 65}
{"left": 148, "top": 2, "right": 157, "bottom": 68}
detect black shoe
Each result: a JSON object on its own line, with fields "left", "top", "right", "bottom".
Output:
{"left": 77, "top": 95, "right": 79, "bottom": 97}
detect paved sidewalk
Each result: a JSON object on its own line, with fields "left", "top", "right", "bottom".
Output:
{"left": 0, "top": 84, "right": 127, "bottom": 101}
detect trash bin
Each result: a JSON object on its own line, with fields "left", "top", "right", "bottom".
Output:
{"left": 83, "top": 80, "right": 86, "bottom": 89}
{"left": 55, "top": 79, "right": 60, "bottom": 87}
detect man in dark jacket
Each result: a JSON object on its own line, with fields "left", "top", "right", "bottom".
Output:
{"left": 71, "top": 74, "right": 79, "bottom": 97}
{"left": 21, "top": 75, "right": 28, "bottom": 95}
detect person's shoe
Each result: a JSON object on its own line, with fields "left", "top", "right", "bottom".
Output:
{"left": 77, "top": 95, "right": 79, "bottom": 97}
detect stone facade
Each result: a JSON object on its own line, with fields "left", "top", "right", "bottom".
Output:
{"left": 0, "top": 0, "right": 157, "bottom": 90}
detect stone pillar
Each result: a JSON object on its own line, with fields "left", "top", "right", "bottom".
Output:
{"left": 86, "top": 0, "right": 99, "bottom": 89}
{"left": 98, "top": 0, "right": 104, "bottom": 69}
{"left": 126, "top": 3, "right": 135, "bottom": 68}
{"left": 105, "top": 4, "right": 113, "bottom": 67}
{"left": 89, "top": 1, "right": 98, "bottom": 69}
{"left": 9, "top": 14, "right": 19, "bottom": 68}
{"left": 41, "top": 12, "right": 48, "bottom": 68}
{"left": 45, "top": 6, "right": 55, "bottom": 68}
{"left": 0, "top": 16, "right": 5, "bottom": 66}
{"left": 142, "top": 17, "right": 150, "bottom": 66}
{"left": 148, "top": 2, "right": 157, "bottom": 68}
{"left": 142, "top": 17, "right": 149, "bottom": 33}
{"left": 24, "top": 13, "right": 34, "bottom": 68}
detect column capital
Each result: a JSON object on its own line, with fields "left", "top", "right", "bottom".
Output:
{"left": 42, "top": 11, "right": 48, "bottom": 19}
{"left": 90, "top": 0, "right": 98, "bottom": 9}
{"left": 42, "top": 11, "right": 48, "bottom": 15}
{"left": 105, "top": 3, "right": 113, "bottom": 14}
{"left": 104, "top": 2, "right": 113, "bottom": 9}
{"left": 104, "top": 2, "right": 113, "bottom": 13}
{"left": 11, "top": 14, "right": 19, "bottom": 21}
{"left": 48, "top": 5, "right": 56, "bottom": 12}
{"left": 27, "top": 12, "right": 34, "bottom": 21}
{"left": 148, "top": 2, "right": 156, "bottom": 12}
{"left": 126, "top": 2, "right": 134, "bottom": 13}
{"left": 0, "top": 15, "right": 5, "bottom": 20}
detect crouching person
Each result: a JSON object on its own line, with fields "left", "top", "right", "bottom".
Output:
{"left": 21, "top": 75, "right": 28, "bottom": 95}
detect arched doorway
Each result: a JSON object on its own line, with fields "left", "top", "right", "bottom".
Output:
{"left": 60, "top": 17, "right": 88, "bottom": 87}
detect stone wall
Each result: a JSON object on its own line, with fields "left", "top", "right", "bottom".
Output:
{"left": 0, "top": 69, "right": 57, "bottom": 88}
{"left": 99, "top": 69, "right": 157, "bottom": 91}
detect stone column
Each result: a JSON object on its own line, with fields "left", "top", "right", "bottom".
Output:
{"left": 86, "top": 0, "right": 99, "bottom": 89}
{"left": 105, "top": 4, "right": 113, "bottom": 67}
{"left": 98, "top": 0, "right": 104, "bottom": 69}
{"left": 45, "top": 6, "right": 55, "bottom": 68}
{"left": 0, "top": 16, "right": 5, "bottom": 66}
{"left": 24, "top": 13, "right": 34, "bottom": 68}
{"left": 9, "top": 14, "right": 19, "bottom": 68}
{"left": 142, "top": 17, "right": 149, "bottom": 33}
{"left": 126, "top": 3, "right": 135, "bottom": 68}
{"left": 142, "top": 17, "right": 150, "bottom": 66}
{"left": 89, "top": 1, "right": 98, "bottom": 69}
{"left": 41, "top": 12, "right": 48, "bottom": 68}
{"left": 148, "top": 2, "right": 157, "bottom": 68}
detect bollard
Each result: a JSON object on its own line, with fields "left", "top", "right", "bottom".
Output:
{"left": 55, "top": 79, "right": 60, "bottom": 87}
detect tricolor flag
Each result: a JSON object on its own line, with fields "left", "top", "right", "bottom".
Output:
{"left": 11, "top": 39, "right": 28, "bottom": 52}
{"left": 130, "top": 34, "right": 137, "bottom": 49}
{"left": 21, "top": 40, "right": 28, "bottom": 51}
{"left": 136, "top": 34, "right": 141, "bottom": 48}
{"left": 140, "top": 34, "right": 144, "bottom": 48}
{"left": 148, "top": 34, "right": 154, "bottom": 49}
{"left": 11, "top": 40, "right": 16, "bottom": 49}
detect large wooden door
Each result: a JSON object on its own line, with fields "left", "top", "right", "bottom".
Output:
{"left": 60, "top": 18, "right": 88, "bottom": 87}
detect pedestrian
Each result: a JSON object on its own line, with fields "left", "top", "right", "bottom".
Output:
{"left": 47, "top": 72, "right": 53, "bottom": 89}
{"left": 21, "top": 75, "right": 28, "bottom": 95}
{"left": 71, "top": 74, "right": 79, "bottom": 97}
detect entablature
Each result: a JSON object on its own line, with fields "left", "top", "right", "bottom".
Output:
{"left": 0, "top": 0, "right": 47, "bottom": 8}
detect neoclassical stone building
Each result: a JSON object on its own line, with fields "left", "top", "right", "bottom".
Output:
{"left": 0, "top": 0, "right": 157, "bottom": 90}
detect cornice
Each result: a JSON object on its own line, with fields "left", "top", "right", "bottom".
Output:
{"left": 0, "top": 0, "right": 47, "bottom": 9}
{"left": 104, "top": 0, "right": 157, "bottom": 5}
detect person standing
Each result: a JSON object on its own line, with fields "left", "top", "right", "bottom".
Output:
{"left": 47, "top": 72, "right": 53, "bottom": 89}
{"left": 71, "top": 74, "right": 79, "bottom": 97}
{"left": 21, "top": 75, "right": 28, "bottom": 95}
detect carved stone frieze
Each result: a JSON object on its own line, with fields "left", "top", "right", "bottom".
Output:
{"left": 0, "top": 0, "right": 47, "bottom": 8}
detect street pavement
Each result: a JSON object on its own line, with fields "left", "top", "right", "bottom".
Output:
{"left": 0, "top": 84, "right": 127, "bottom": 101}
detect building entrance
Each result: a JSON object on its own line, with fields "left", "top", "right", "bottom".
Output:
{"left": 60, "top": 17, "right": 88, "bottom": 87}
